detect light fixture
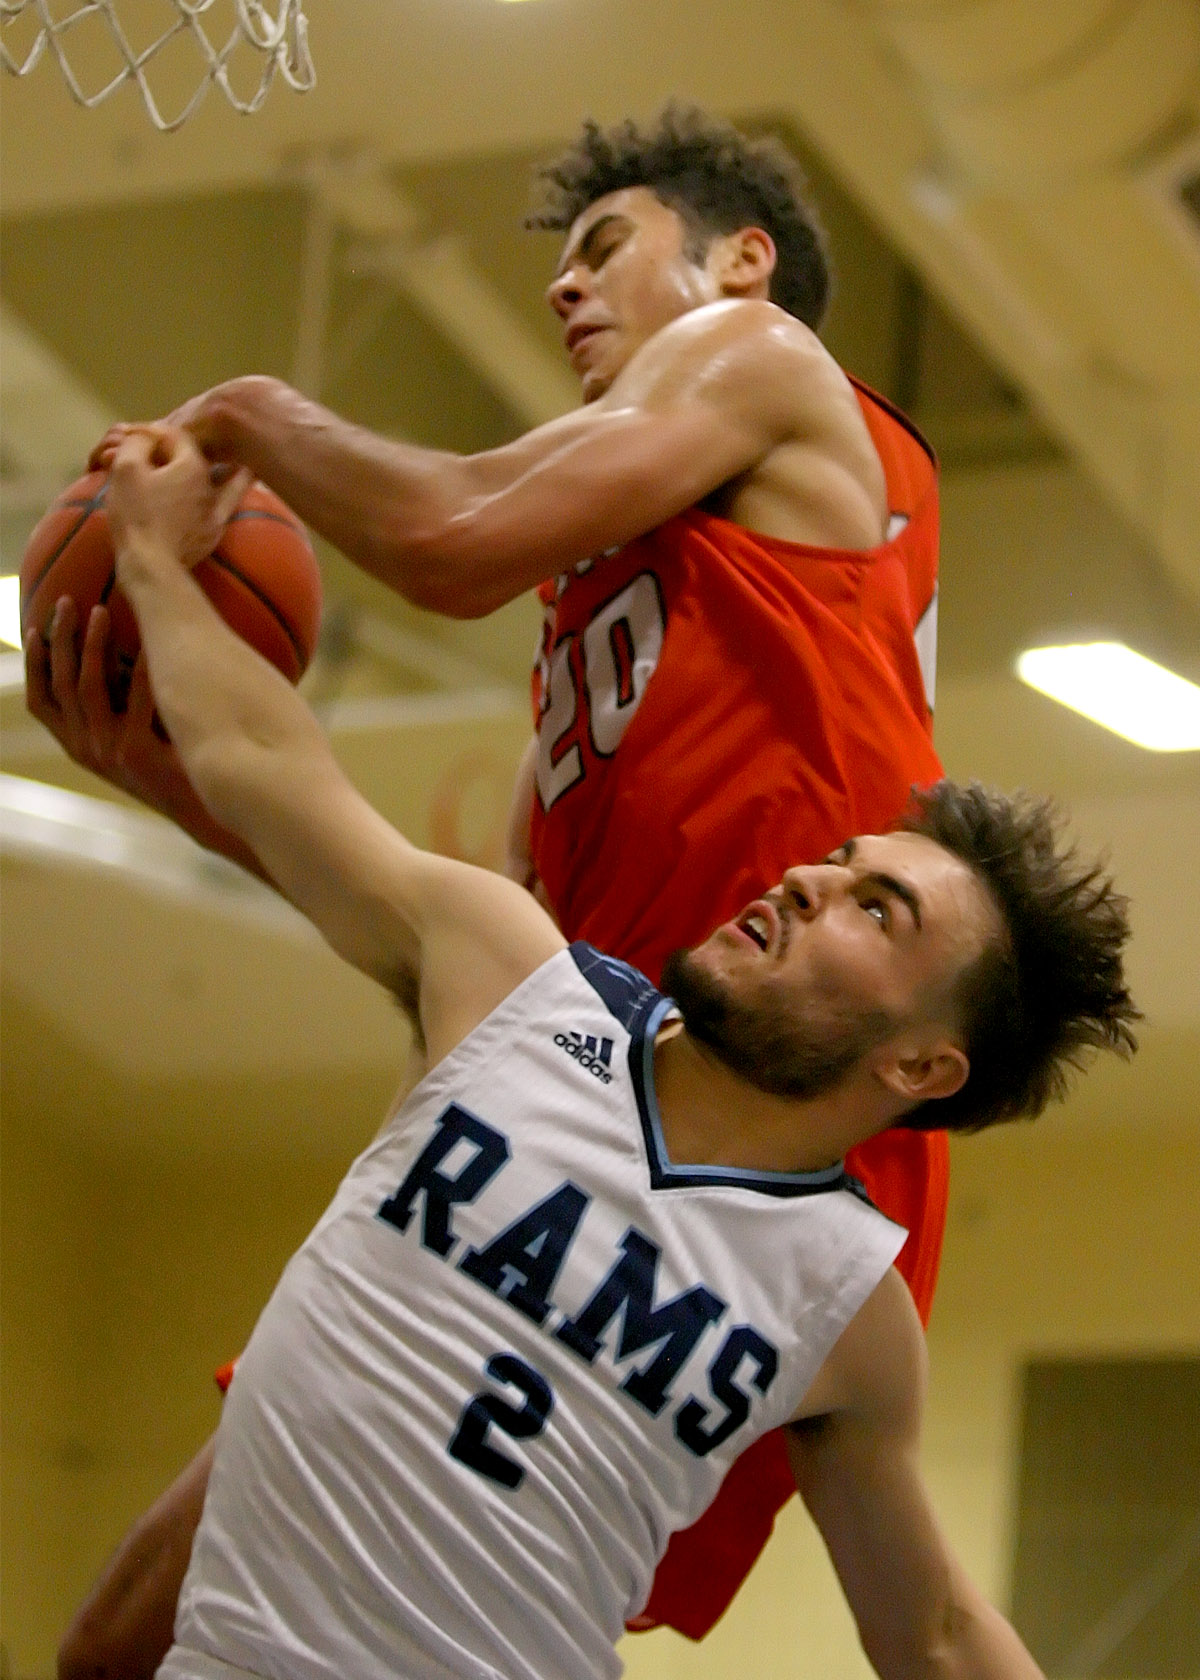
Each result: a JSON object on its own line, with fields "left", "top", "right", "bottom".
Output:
{"left": 0, "top": 576, "right": 22, "bottom": 650}
{"left": 1016, "top": 642, "right": 1200, "bottom": 752}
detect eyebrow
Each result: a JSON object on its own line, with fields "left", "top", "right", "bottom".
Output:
{"left": 835, "top": 839, "right": 924, "bottom": 932}
{"left": 554, "top": 213, "right": 626, "bottom": 282}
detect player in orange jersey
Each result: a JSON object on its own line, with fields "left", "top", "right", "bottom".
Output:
{"left": 41, "top": 108, "right": 947, "bottom": 1669}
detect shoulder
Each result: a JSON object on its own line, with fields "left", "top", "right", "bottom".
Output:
{"left": 660, "top": 297, "right": 821, "bottom": 361}
{"left": 608, "top": 298, "right": 847, "bottom": 427}
{"left": 414, "top": 854, "right": 569, "bottom": 1067}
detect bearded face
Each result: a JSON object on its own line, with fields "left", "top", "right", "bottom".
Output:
{"left": 660, "top": 945, "right": 895, "bottom": 1101}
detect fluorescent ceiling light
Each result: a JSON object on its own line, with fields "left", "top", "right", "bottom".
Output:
{"left": 1016, "top": 643, "right": 1200, "bottom": 752}
{"left": 0, "top": 575, "right": 22, "bottom": 650}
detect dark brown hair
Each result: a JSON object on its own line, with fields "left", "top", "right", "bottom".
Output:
{"left": 529, "top": 104, "right": 831, "bottom": 330}
{"left": 898, "top": 781, "right": 1139, "bottom": 1134}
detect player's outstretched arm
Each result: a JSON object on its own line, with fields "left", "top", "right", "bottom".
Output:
{"left": 106, "top": 427, "right": 564, "bottom": 1063}
{"left": 90, "top": 301, "right": 826, "bottom": 618}
{"left": 788, "top": 1272, "right": 1043, "bottom": 1680}
{"left": 25, "top": 599, "right": 277, "bottom": 886}
{"left": 58, "top": 1435, "right": 214, "bottom": 1680}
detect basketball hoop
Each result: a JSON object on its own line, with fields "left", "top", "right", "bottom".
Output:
{"left": 1, "top": 1, "right": 315, "bottom": 132}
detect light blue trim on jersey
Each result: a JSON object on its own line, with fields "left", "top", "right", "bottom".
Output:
{"left": 570, "top": 940, "right": 859, "bottom": 1199}
{"left": 633, "top": 986, "right": 853, "bottom": 1198}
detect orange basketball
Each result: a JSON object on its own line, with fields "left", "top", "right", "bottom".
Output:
{"left": 20, "top": 470, "right": 323, "bottom": 701}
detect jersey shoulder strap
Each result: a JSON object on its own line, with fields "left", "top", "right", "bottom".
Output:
{"left": 848, "top": 376, "right": 937, "bottom": 520}
{"left": 569, "top": 942, "right": 663, "bottom": 1034}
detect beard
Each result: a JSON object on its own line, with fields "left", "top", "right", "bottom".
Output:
{"left": 660, "top": 946, "right": 895, "bottom": 1101}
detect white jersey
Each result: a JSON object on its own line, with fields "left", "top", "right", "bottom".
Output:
{"left": 160, "top": 945, "right": 905, "bottom": 1680}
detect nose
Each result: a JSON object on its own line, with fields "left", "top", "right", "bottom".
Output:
{"left": 780, "top": 862, "right": 850, "bottom": 919}
{"left": 546, "top": 267, "right": 587, "bottom": 318}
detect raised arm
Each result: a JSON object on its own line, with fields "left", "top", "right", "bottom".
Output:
{"left": 788, "top": 1271, "right": 1043, "bottom": 1680}
{"left": 92, "top": 300, "right": 830, "bottom": 618}
{"left": 26, "top": 595, "right": 279, "bottom": 885}
{"left": 58, "top": 1436, "right": 215, "bottom": 1680}
{"left": 100, "top": 427, "right": 564, "bottom": 1064}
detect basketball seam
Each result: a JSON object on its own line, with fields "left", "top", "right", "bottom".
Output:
{"left": 226, "top": 508, "right": 306, "bottom": 535}
{"left": 206, "top": 550, "right": 308, "bottom": 673}
{"left": 22, "top": 485, "right": 109, "bottom": 628}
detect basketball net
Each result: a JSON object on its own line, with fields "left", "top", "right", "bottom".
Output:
{"left": 1, "top": 1, "right": 315, "bottom": 131}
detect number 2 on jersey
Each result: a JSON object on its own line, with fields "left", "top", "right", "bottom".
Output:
{"left": 536, "top": 572, "right": 666, "bottom": 812}
{"left": 448, "top": 1352, "right": 554, "bottom": 1490}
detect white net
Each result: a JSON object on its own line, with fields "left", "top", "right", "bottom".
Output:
{"left": 1, "top": 0, "right": 315, "bottom": 131}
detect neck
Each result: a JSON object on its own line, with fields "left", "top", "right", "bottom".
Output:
{"left": 652, "top": 1022, "right": 897, "bottom": 1175}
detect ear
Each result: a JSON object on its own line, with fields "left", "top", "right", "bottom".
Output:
{"left": 874, "top": 1034, "right": 969, "bottom": 1107}
{"left": 712, "top": 227, "right": 776, "bottom": 299}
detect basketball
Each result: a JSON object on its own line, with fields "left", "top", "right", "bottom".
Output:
{"left": 20, "top": 470, "right": 323, "bottom": 700}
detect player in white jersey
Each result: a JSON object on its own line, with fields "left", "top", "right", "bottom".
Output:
{"left": 164, "top": 944, "right": 905, "bottom": 1680}
{"left": 36, "top": 429, "right": 1137, "bottom": 1678}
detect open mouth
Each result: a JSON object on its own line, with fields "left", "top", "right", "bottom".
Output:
{"left": 735, "top": 900, "right": 778, "bottom": 953}
{"left": 566, "top": 324, "right": 606, "bottom": 356}
{"left": 741, "top": 914, "right": 769, "bottom": 950}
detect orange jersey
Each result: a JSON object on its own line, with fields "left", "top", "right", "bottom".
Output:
{"left": 531, "top": 379, "right": 941, "bottom": 976}
{"left": 529, "top": 379, "right": 950, "bottom": 1639}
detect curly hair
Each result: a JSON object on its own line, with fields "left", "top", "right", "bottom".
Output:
{"left": 897, "top": 782, "right": 1139, "bottom": 1134}
{"left": 528, "top": 105, "right": 831, "bottom": 330}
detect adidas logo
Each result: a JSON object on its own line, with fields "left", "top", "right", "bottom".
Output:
{"left": 553, "top": 1030, "right": 614, "bottom": 1084}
